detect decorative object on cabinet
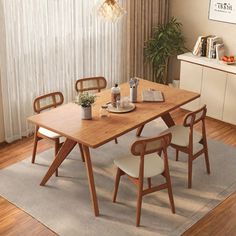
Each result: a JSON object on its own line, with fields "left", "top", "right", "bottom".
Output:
{"left": 144, "top": 17, "right": 187, "bottom": 85}
{"left": 192, "top": 35, "right": 223, "bottom": 59}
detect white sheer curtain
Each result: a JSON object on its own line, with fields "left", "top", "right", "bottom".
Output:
{"left": 0, "top": 0, "right": 128, "bottom": 143}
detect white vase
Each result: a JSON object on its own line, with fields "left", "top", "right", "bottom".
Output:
{"left": 81, "top": 106, "right": 92, "bottom": 120}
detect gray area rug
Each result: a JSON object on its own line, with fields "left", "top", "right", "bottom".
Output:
{"left": 1, "top": 119, "right": 236, "bottom": 236}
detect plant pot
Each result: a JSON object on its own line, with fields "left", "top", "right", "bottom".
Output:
{"left": 173, "top": 79, "right": 180, "bottom": 88}
{"left": 81, "top": 106, "right": 92, "bottom": 120}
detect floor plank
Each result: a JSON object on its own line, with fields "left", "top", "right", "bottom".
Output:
{"left": 1, "top": 109, "right": 236, "bottom": 235}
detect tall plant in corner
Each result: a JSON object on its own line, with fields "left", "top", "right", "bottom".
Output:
{"left": 145, "top": 17, "right": 187, "bottom": 84}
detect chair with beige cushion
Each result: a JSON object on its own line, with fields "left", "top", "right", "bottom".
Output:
{"left": 163, "top": 105, "right": 210, "bottom": 188}
{"left": 32, "top": 92, "right": 85, "bottom": 176}
{"left": 113, "top": 133, "right": 175, "bottom": 227}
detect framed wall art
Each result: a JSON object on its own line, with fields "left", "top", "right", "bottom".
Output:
{"left": 209, "top": 0, "right": 236, "bottom": 24}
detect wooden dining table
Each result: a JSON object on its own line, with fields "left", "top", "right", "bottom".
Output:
{"left": 28, "top": 79, "right": 199, "bottom": 217}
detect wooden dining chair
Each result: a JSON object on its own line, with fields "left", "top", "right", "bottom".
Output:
{"left": 32, "top": 92, "right": 85, "bottom": 176}
{"left": 75, "top": 76, "right": 107, "bottom": 93}
{"left": 163, "top": 105, "right": 210, "bottom": 188}
{"left": 113, "top": 133, "right": 175, "bottom": 227}
{"left": 75, "top": 76, "right": 118, "bottom": 144}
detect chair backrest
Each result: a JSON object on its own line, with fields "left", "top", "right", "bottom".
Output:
{"left": 33, "top": 92, "right": 64, "bottom": 114}
{"left": 183, "top": 105, "right": 207, "bottom": 127}
{"left": 131, "top": 133, "right": 172, "bottom": 157}
{"left": 75, "top": 77, "right": 107, "bottom": 93}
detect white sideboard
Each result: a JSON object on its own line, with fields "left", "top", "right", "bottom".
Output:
{"left": 178, "top": 52, "right": 236, "bottom": 125}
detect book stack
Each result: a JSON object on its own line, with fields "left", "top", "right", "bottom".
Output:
{"left": 192, "top": 35, "right": 223, "bottom": 59}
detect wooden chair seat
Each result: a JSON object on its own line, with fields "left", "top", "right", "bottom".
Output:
{"left": 164, "top": 125, "right": 202, "bottom": 147}
{"left": 38, "top": 127, "right": 61, "bottom": 139}
{"left": 114, "top": 153, "right": 164, "bottom": 178}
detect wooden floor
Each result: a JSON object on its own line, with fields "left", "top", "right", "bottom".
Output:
{"left": 1, "top": 109, "right": 236, "bottom": 235}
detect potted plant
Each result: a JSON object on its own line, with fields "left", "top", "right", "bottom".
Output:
{"left": 144, "top": 17, "right": 187, "bottom": 85}
{"left": 75, "top": 92, "right": 96, "bottom": 120}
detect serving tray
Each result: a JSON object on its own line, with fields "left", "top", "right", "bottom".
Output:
{"left": 107, "top": 103, "right": 136, "bottom": 113}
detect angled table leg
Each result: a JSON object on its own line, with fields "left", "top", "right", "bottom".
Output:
{"left": 136, "top": 112, "right": 176, "bottom": 137}
{"left": 40, "top": 138, "right": 77, "bottom": 186}
{"left": 82, "top": 144, "right": 99, "bottom": 216}
{"left": 161, "top": 113, "right": 175, "bottom": 127}
{"left": 136, "top": 125, "right": 144, "bottom": 137}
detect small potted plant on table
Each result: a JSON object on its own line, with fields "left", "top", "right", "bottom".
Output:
{"left": 75, "top": 92, "right": 96, "bottom": 120}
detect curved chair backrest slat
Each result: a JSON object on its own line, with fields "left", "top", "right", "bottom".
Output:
{"left": 75, "top": 77, "right": 107, "bottom": 93}
{"left": 131, "top": 133, "right": 172, "bottom": 156}
{"left": 183, "top": 105, "right": 207, "bottom": 127}
{"left": 33, "top": 92, "right": 64, "bottom": 114}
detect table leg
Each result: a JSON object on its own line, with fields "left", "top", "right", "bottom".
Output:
{"left": 136, "top": 112, "right": 176, "bottom": 137}
{"left": 82, "top": 144, "right": 99, "bottom": 216}
{"left": 136, "top": 125, "right": 144, "bottom": 137}
{"left": 40, "top": 138, "right": 77, "bottom": 186}
{"left": 161, "top": 113, "right": 175, "bottom": 127}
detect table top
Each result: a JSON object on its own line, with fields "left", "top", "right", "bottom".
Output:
{"left": 28, "top": 79, "right": 199, "bottom": 148}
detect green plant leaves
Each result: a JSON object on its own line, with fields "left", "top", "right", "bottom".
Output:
{"left": 75, "top": 92, "right": 96, "bottom": 108}
{"left": 144, "top": 17, "right": 187, "bottom": 84}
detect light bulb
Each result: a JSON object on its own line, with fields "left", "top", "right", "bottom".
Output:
{"left": 96, "top": 0, "right": 126, "bottom": 23}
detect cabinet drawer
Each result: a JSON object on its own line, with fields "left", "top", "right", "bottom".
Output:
{"left": 200, "top": 67, "right": 227, "bottom": 120}
{"left": 223, "top": 74, "right": 236, "bottom": 125}
{"left": 179, "top": 61, "right": 202, "bottom": 111}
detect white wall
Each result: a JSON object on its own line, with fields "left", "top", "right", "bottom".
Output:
{"left": 169, "top": 0, "right": 236, "bottom": 80}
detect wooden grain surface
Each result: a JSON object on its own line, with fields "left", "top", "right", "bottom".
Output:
{"left": 28, "top": 79, "right": 199, "bottom": 148}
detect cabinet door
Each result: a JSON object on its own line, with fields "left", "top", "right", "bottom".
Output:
{"left": 179, "top": 61, "right": 203, "bottom": 111}
{"left": 200, "top": 67, "right": 227, "bottom": 120}
{"left": 223, "top": 73, "right": 236, "bottom": 125}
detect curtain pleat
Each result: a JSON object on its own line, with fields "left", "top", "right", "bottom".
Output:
{"left": 0, "top": 0, "right": 127, "bottom": 142}
{"left": 126, "top": 0, "right": 169, "bottom": 81}
{"left": 0, "top": 0, "right": 169, "bottom": 143}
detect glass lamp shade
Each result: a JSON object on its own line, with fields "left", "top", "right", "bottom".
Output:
{"left": 96, "top": 0, "right": 126, "bottom": 23}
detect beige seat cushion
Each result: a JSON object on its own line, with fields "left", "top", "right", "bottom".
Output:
{"left": 38, "top": 127, "right": 61, "bottom": 139}
{"left": 114, "top": 153, "right": 164, "bottom": 178}
{"left": 164, "top": 125, "right": 202, "bottom": 147}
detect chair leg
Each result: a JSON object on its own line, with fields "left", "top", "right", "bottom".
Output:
{"left": 78, "top": 143, "right": 85, "bottom": 162}
{"left": 203, "top": 142, "right": 210, "bottom": 174}
{"left": 115, "top": 138, "right": 118, "bottom": 144}
{"left": 54, "top": 139, "right": 60, "bottom": 177}
{"left": 113, "top": 168, "right": 123, "bottom": 203}
{"left": 147, "top": 178, "right": 151, "bottom": 188}
{"left": 32, "top": 133, "right": 39, "bottom": 164}
{"left": 165, "top": 171, "right": 175, "bottom": 214}
{"left": 136, "top": 180, "right": 143, "bottom": 227}
{"left": 176, "top": 149, "right": 179, "bottom": 161}
{"left": 188, "top": 157, "right": 193, "bottom": 188}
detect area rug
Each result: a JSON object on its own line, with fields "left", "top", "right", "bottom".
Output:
{"left": 1, "top": 119, "right": 236, "bottom": 236}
